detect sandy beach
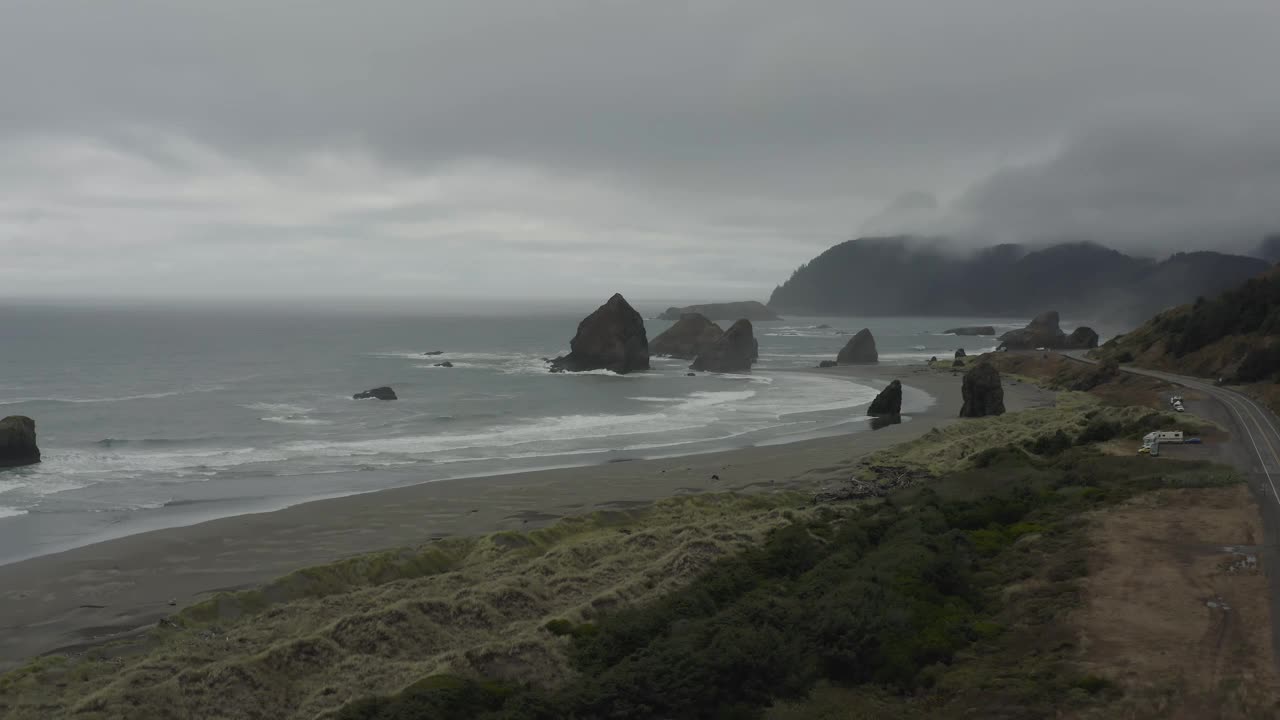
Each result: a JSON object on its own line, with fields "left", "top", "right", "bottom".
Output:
{"left": 0, "top": 363, "right": 1053, "bottom": 670}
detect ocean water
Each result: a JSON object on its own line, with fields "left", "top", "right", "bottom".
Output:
{"left": 0, "top": 302, "right": 1016, "bottom": 564}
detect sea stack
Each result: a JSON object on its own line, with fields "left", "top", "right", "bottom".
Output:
{"left": 650, "top": 313, "right": 724, "bottom": 360}
{"left": 0, "top": 416, "right": 40, "bottom": 468}
{"left": 837, "top": 328, "right": 878, "bottom": 364}
{"left": 1065, "top": 326, "right": 1100, "bottom": 350}
{"left": 690, "top": 319, "right": 758, "bottom": 373}
{"left": 550, "top": 293, "right": 650, "bottom": 374}
{"left": 959, "top": 363, "right": 1005, "bottom": 417}
{"left": 866, "top": 380, "right": 902, "bottom": 417}
{"left": 998, "top": 311, "right": 1066, "bottom": 350}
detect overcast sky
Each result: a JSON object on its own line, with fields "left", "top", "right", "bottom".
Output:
{"left": 2, "top": 1, "right": 1278, "bottom": 302}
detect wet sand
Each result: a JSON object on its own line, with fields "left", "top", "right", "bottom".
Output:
{"left": 0, "top": 363, "right": 1053, "bottom": 670}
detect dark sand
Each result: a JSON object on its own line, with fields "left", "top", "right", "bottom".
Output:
{"left": 0, "top": 364, "right": 1053, "bottom": 670}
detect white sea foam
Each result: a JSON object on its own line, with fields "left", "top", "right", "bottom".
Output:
{"left": 261, "top": 415, "right": 333, "bottom": 426}
{"left": 0, "top": 386, "right": 224, "bottom": 406}
{"left": 244, "top": 402, "right": 313, "bottom": 414}
{"left": 0, "top": 507, "right": 27, "bottom": 519}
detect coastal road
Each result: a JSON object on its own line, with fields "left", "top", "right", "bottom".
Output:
{"left": 1060, "top": 350, "right": 1280, "bottom": 666}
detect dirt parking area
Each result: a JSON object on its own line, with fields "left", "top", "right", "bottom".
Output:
{"left": 1075, "top": 484, "right": 1280, "bottom": 719}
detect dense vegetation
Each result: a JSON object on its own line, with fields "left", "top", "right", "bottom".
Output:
{"left": 765, "top": 237, "right": 1267, "bottom": 322}
{"left": 339, "top": 448, "right": 1234, "bottom": 720}
{"left": 1096, "top": 267, "right": 1280, "bottom": 384}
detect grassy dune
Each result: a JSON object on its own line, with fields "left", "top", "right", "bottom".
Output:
{"left": 0, "top": 493, "right": 810, "bottom": 719}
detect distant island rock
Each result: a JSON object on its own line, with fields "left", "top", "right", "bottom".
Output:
{"left": 658, "top": 301, "right": 780, "bottom": 322}
{"left": 691, "top": 319, "right": 758, "bottom": 373}
{"left": 649, "top": 313, "right": 724, "bottom": 360}
{"left": 945, "top": 326, "right": 995, "bottom": 336}
{"left": 866, "top": 380, "right": 902, "bottom": 417}
{"left": 768, "top": 236, "right": 1269, "bottom": 324}
{"left": 353, "top": 386, "right": 397, "bottom": 400}
{"left": 550, "top": 294, "right": 650, "bottom": 374}
{"left": 0, "top": 416, "right": 40, "bottom": 468}
{"left": 422, "top": 351, "right": 444, "bottom": 356}
{"left": 998, "top": 311, "right": 1100, "bottom": 351}
{"left": 960, "top": 363, "right": 1005, "bottom": 417}
{"left": 837, "top": 328, "right": 878, "bottom": 364}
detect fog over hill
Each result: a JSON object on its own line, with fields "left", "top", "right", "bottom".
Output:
{"left": 768, "top": 237, "right": 1271, "bottom": 324}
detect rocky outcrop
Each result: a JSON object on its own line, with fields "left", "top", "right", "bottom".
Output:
{"left": 945, "top": 326, "right": 995, "bottom": 336}
{"left": 818, "top": 360, "right": 838, "bottom": 368}
{"left": 422, "top": 351, "right": 444, "bottom": 356}
{"left": 837, "top": 328, "right": 878, "bottom": 364}
{"left": 691, "top": 319, "right": 758, "bottom": 373}
{"left": 649, "top": 314, "right": 724, "bottom": 360}
{"left": 550, "top": 294, "right": 650, "bottom": 374}
{"left": 353, "top": 386, "right": 397, "bottom": 400}
{"left": 434, "top": 361, "right": 454, "bottom": 368}
{"left": 1065, "top": 326, "right": 1100, "bottom": 350}
{"left": 0, "top": 416, "right": 40, "bottom": 468}
{"left": 959, "top": 363, "right": 1005, "bottom": 417}
{"left": 954, "top": 348, "right": 966, "bottom": 358}
{"left": 658, "top": 301, "right": 781, "bottom": 322}
{"left": 866, "top": 380, "right": 902, "bottom": 416}
{"left": 998, "top": 311, "right": 1067, "bottom": 350}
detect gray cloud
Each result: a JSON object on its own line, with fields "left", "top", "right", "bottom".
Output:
{"left": 943, "top": 120, "right": 1280, "bottom": 253}
{"left": 1, "top": 1, "right": 1279, "bottom": 299}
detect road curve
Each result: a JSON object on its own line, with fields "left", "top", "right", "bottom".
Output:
{"left": 1061, "top": 350, "right": 1280, "bottom": 503}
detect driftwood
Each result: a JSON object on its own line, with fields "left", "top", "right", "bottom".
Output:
{"left": 813, "top": 465, "right": 933, "bottom": 503}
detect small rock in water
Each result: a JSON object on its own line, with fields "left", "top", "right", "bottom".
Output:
{"left": 353, "top": 386, "right": 398, "bottom": 401}
{"left": 817, "top": 360, "right": 837, "bottom": 368}
{"left": 711, "top": 473, "right": 720, "bottom": 480}
{"left": 434, "top": 361, "right": 454, "bottom": 368}
{"left": 422, "top": 351, "right": 444, "bottom": 356}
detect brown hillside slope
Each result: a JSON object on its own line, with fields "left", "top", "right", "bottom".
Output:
{"left": 1093, "top": 265, "right": 1280, "bottom": 411}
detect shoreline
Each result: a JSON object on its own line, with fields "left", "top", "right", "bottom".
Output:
{"left": 0, "top": 363, "right": 1054, "bottom": 670}
{"left": 0, "top": 367, "right": 898, "bottom": 567}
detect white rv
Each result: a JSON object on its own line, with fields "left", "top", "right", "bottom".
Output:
{"left": 1139, "top": 431, "right": 1185, "bottom": 454}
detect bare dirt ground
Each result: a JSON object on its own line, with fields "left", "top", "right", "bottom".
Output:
{"left": 1074, "top": 484, "right": 1280, "bottom": 719}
